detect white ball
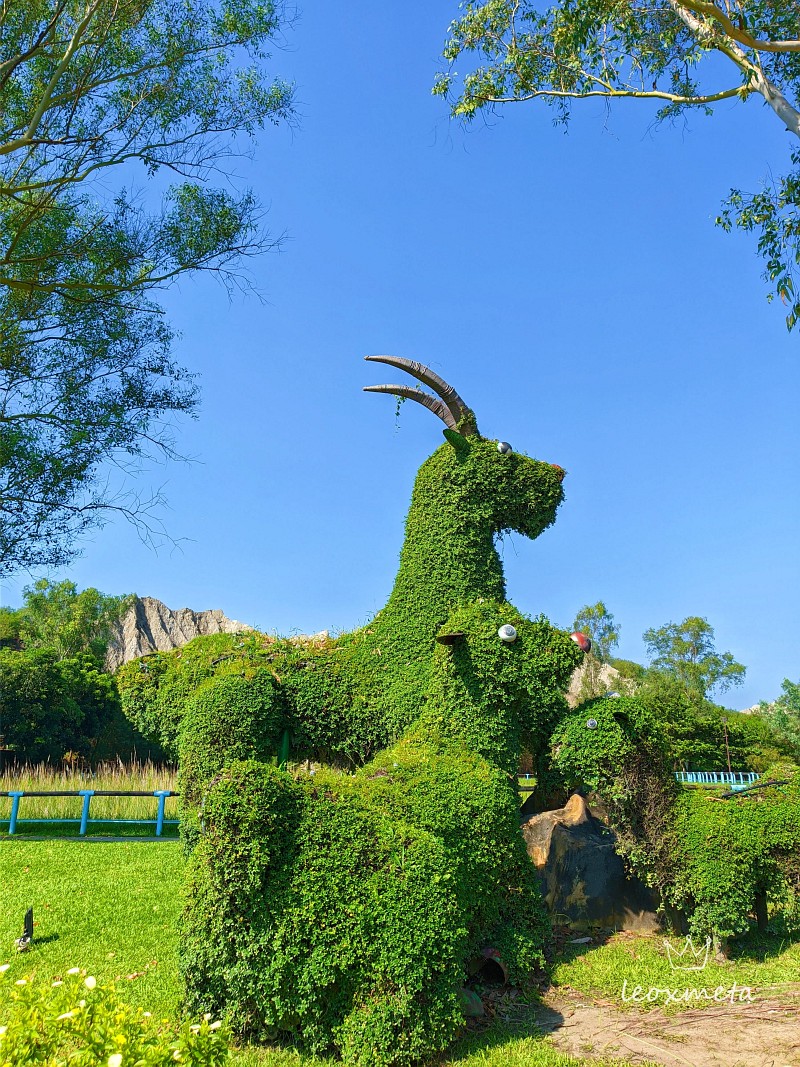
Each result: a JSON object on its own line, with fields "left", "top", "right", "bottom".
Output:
{"left": 498, "top": 624, "right": 517, "bottom": 643}
{"left": 497, "top": 441, "right": 513, "bottom": 454}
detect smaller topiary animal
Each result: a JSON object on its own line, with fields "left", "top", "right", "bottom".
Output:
{"left": 550, "top": 695, "right": 800, "bottom": 945}
{"left": 179, "top": 599, "right": 582, "bottom": 1065}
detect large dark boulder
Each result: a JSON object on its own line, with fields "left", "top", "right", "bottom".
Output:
{"left": 522, "top": 793, "right": 660, "bottom": 931}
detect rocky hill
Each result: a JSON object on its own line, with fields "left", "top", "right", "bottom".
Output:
{"left": 105, "top": 595, "right": 252, "bottom": 672}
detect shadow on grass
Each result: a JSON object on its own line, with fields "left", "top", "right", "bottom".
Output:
{"left": 728, "top": 925, "right": 800, "bottom": 963}
{"left": 0, "top": 823, "right": 179, "bottom": 843}
{"left": 443, "top": 999, "right": 565, "bottom": 1062}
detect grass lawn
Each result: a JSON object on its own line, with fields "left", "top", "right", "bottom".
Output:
{"left": 551, "top": 927, "right": 800, "bottom": 1010}
{"left": 13, "top": 837, "right": 800, "bottom": 1066}
{"left": 0, "top": 839, "right": 183, "bottom": 1019}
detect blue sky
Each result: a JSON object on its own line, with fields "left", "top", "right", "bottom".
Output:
{"left": 3, "top": 2, "right": 799, "bottom": 709}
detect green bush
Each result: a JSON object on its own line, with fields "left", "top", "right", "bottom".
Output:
{"left": 177, "top": 672, "right": 287, "bottom": 849}
{"left": 614, "top": 669, "right": 795, "bottom": 772}
{"left": 0, "top": 964, "right": 228, "bottom": 1065}
{"left": 550, "top": 694, "right": 670, "bottom": 799}
{"left": 117, "top": 632, "right": 267, "bottom": 760}
{"left": 180, "top": 761, "right": 464, "bottom": 1065}
{"left": 173, "top": 420, "right": 585, "bottom": 1064}
{"left": 0, "top": 648, "right": 120, "bottom": 762}
{"left": 550, "top": 697, "right": 800, "bottom": 941}
{"left": 118, "top": 436, "right": 569, "bottom": 768}
{"left": 180, "top": 603, "right": 576, "bottom": 1064}
{"left": 668, "top": 781, "right": 800, "bottom": 939}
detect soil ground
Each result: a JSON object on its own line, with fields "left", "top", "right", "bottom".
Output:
{"left": 533, "top": 988, "right": 800, "bottom": 1067}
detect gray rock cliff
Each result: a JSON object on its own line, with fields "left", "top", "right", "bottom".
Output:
{"left": 105, "top": 595, "right": 252, "bottom": 672}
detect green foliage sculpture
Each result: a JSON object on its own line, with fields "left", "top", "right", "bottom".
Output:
{"left": 124, "top": 357, "right": 587, "bottom": 1064}
{"left": 119, "top": 357, "right": 573, "bottom": 769}
{"left": 550, "top": 695, "right": 800, "bottom": 944}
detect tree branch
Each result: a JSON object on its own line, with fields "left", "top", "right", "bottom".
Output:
{"left": 669, "top": 0, "right": 800, "bottom": 136}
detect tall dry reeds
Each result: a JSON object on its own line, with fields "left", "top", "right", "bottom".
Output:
{"left": 0, "top": 760, "right": 178, "bottom": 824}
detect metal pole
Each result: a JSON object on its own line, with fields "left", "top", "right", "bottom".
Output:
{"left": 278, "top": 729, "right": 290, "bottom": 770}
{"left": 723, "top": 718, "right": 733, "bottom": 776}
{"left": 79, "top": 790, "right": 94, "bottom": 835}
{"left": 8, "top": 791, "right": 22, "bottom": 835}
{"left": 154, "top": 791, "right": 169, "bottom": 836}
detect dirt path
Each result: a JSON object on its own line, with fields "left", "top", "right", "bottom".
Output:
{"left": 531, "top": 990, "right": 800, "bottom": 1067}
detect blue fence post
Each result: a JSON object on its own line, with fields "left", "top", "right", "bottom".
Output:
{"left": 8, "top": 791, "right": 23, "bottom": 835}
{"left": 153, "top": 791, "right": 169, "bottom": 837}
{"left": 78, "top": 790, "right": 94, "bottom": 836}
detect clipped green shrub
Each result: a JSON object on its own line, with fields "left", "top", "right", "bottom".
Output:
{"left": 174, "top": 386, "right": 586, "bottom": 1064}
{"left": 117, "top": 632, "right": 270, "bottom": 759}
{"left": 550, "top": 694, "right": 671, "bottom": 799}
{"left": 182, "top": 602, "right": 579, "bottom": 1063}
{"left": 550, "top": 697, "right": 800, "bottom": 941}
{"left": 668, "top": 780, "right": 800, "bottom": 938}
{"left": 181, "top": 761, "right": 464, "bottom": 1065}
{"left": 177, "top": 672, "right": 287, "bottom": 850}
{"left": 0, "top": 964, "right": 228, "bottom": 1066}
{"left": 422, "top": 600, "right": 581, "bottom": 775}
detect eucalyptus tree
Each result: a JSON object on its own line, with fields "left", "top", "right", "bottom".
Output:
{"left": 643, "top": 615, "right": 746, "bottom": 699}
{"left": 436, "top": 1, "right": 800, "bottom": 329}
{"left": 0, "top": 0, "right": 294, "bottom": 574}
{"left": 572, "top": 600, "right": 620, "bottom": 699}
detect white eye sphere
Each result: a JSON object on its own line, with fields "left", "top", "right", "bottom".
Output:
{"left": 586, "top": 718, "right": 599, "bottom": 730}
{"left": 497, "top": 441, "right": 513, "bottom": 454}
{"left": 498, "top": 624, "right": 517, "bottom": 643}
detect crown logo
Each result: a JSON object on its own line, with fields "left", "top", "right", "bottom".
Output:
{"left": 663, "top": 936, "right": 711, "bottom": 971}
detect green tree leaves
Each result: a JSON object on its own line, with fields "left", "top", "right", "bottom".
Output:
{"left": 14, "top": 578, "right": 131, "bottom": 660}
{"left": 571, "top": 600, "right": 621, "bottom": 701}
{"left": 0, "top": 580, "right": 131, "bottom": 760}
{"left": 643, "top": 615, "right": 746, "bottom": 699}
{"left": 760, "top": 676, "right": 800, "bottom": 753}
{"left": 0, "top": 0, "right": 295, "bottom": 573}
{"left": 573, "top": 600, "right": 621, "bottom": 663}
{"left": 436, "top": 0, "right": 800, "bottom": 331}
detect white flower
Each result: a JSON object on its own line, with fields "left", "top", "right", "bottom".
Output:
{"left": 209, "top": 1021, "right": 222, "bottom": 1031}
{"left": 142, "top": 1012, "right": 152, "bottom": 1018}
{"left": 78, "top": 1000, "right": 86, "bottom": 1008}
{"left": 51, "top": 981, "right": 63, "bottom": 987}
{"left": 190, "top": 1024, "right": 200, "bottom": 1033}
{"left": 108, "top": 1054, "right": 123, "bottom": 1067}
{"left": 67, "top": 968, "right": 80, "bottom": 976}
{"left": 84, "top": 976, "right": 97, "bottom": 990}
{"left": 0, "top": 964, "right": 11, "bottom": 974}
{"left": 57, "top": 1011, "right": 75, "bottom": 1021}
{"left": 0, "top": 1025, "right": 7, "bottom": 1035}
{"left": 203, "top": 1013, "right": 211, "bottom": 1021}
{"left": 14, "top": 979, "right": 26, "bottom": 986}
{"left": 172, "top": 1052, "right": 182, "bottom": 1061}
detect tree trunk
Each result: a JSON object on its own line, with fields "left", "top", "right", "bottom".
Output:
{"left": 754, "top": 888, "right": 769, "bottom": 932}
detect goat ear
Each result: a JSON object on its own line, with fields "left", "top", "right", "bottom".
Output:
{"left": 443, "top": 428, "right": 470, "bottom": 453}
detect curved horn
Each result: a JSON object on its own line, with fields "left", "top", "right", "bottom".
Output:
{"left": 363, "top": 384, "right": 458, "bottom": 430}
{"left": 364, "top": 355, "right": 478, "bottom": 434}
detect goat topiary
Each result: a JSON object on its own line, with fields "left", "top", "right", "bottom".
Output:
{"left": 170, "top": 358, "right": 588, "bottom": 1064}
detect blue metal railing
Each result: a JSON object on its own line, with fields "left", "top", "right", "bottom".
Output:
{"left": 675, "top": 771, "right": 760, "bottom": 790}
{"left": 0, "top": 789, "right": 179, "bottom": 837}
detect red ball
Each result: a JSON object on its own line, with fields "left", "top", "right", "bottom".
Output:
{"left": 570, "top": 631, "right": 592, "bottom": 653}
